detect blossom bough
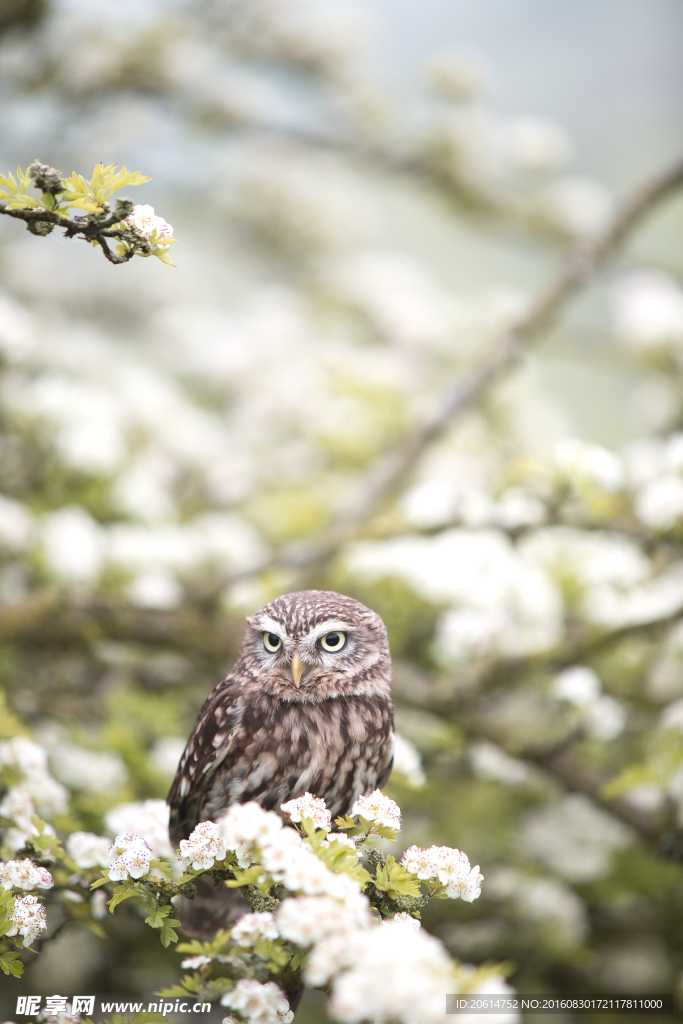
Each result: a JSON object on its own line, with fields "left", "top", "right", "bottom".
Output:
{"left": 0, "top": 160, "right": 177, "bottom": 266}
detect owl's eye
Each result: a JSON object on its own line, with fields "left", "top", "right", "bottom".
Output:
{"left": 320, "top": 631, "right": 346, "bottom": 652}
{"left": 263, "top": 632, "right": 282, "bottom": 652}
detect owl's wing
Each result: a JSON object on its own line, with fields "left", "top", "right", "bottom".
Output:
{"left": 374, "top": 725, "right": 395, "bottom": 791}
{"left": 167, "top": 676, "right": 243, "bottom": 845}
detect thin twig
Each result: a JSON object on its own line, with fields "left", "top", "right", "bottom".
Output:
{"left": 221, "top": 154, "right": 683, "bottom": 585}
{"left": 0, "top": 198, "right": 154, "bottom": 264}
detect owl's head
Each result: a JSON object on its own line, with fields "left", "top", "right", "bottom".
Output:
{"left": 239, "top": 589, "right": 391, "bottom": 702}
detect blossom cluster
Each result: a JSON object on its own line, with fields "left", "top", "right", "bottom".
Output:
{"left": 66, "top": 831, "right": 112, "bottom": 870}
{"left": 221, "top": 978, "right": 293, "bottom": 1024}
{"left": 0, "top": 737, "right": 69, "bottom": 846}
{"left": 124, "top": 204, "right": 174, "bottom": 242}
{"left": 181, "top": 801, "right": 366, "bottom": 911}
{"left": 401, "top": 845, "right": 483, "bottom": 902}
{"left": 281, "top": 792, "right": 332, "bottom": 831}
{"left": 6, "top": 893, "right": 47, "bottom": 946}
{"left": 270, "top": 892, "right": 460, "bottom": 1024}
{"left": 350, "top": 790, "right": 402, "bottom": 830}
{"left": 550, "top": 666, "right": 626, "bottom": 742}
{"left": 107, "top": 833, "right": 153, "bottom": 881}
{"left": 231, "top": 911, "right": 279, "bottom": 947}
{"left": 0, "top": 858, "right": 53, "bottom": 891}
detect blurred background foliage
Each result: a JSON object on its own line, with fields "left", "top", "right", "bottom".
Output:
{"left": 1, "top": 0, "right": 683, "bottom": 1019}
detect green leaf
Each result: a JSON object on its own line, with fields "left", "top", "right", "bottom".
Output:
{"left": 334, "top": 814, "right": 360, "bottom": 831}
{"left": 143, "top": 904, "right": 180, "bottom": 947}
{"left": 156, "top": 984, "right": 192, "bottom": 997}
{"left": 374, "top": 855, "right": 421, "bottom": 899}
{"left": 357, "top": 816, "right": 399, "bottom": 842}
{"left": 254, "top": 938, "right": 291, "bottom": 966}
{"left": 149, "top": 858, "right": 175, "bottom": 878}
{"left": 224, "top": 865, "right": 265, "bottom": 888}
{"left": 108, "top": 883, "right": 137, "bottom": 912}
{"left": 90, "top": 875, "right": 111, "bottom": 890}
{"left": 0, "top": 950, "right": 23, "bottom": 977}
{"left": 289, "top": 946, "right": 307, "bottom": 971}
{"left": 0, "top": 172, "right": 20, "bottom": 196}
{"left": 4, "top": 196, "right": 41, "bottom": 209}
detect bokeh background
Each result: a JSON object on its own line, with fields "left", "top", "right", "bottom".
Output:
{"left": 1, "top": 0, "right": 683, "bottom": 1019}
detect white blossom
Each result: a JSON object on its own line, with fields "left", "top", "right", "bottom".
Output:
{"left": 40, "top": 507, "right": 104, "bottom": 584}
{"left": 328, "top": 918, "right": 456, "bottom": 1024}
{"left": 436, "top": 607, "right": 509, "bottom": 662}
{"left": 128, "top": 568, "right": 183, "bottom": 610}
{"left": 37, "top": 1000, "right": 82, "bottom": 1024}
{"left": 22, "top": 776, "right": 69, "bottom": 819}
{"left": 661, "top": 698, "right": 683, "bottom": 732}
{"left": 105, "top": 799, "right": 173, "bottom": 860}
{"left": 553, "top": 437, "right": 624, "bottom": 493}
{"left": 90, "top": 890, "right": 107, "bottom": 920}
{"left": 0, "top": 494, "right": 32, "bottom": 550}
{"left": 66, "top": 831, "right": 111, "bottom": 869}
{"left": 470, "top": 742, "right": 529, "bottom": 786}
{"left": 585, "top": 695, "right": 627, "bottom": 741}
{"left": 179, "top": 820, "right": 228, "bottom": 871}
{"left": 502, "top": 117, "right": 570, "bottom": 173}
{"left": 550, "top": 666, "right": 601, "bottom": 707}
{"left": 322, "top": 832, "right": 357, "bottom": 852}
{"left": 613, "top": 271, "right": 683, "bottom": 351}
{"left": 538, "top": 176, "right": 613, "bottom": 237}
{"left": 6, "top": 893, "right": 47, "bottom": 945}
{"left": 221, "top": 979, "right": 293, "bottom": 1024}
{"left": 520, "top": 794, "right": 632, "bottom": 882}
{"left": 0, "top": 787, "right": 37, "bottom": 832}
{"left": 350, "top": 530, "right": 562, "bottom": 660}
{"left": 50, "top": 742, "right": 127, "bottom": 795}
{"left": 218, "top": 802, "right": 284, "bottom": 851}
{"left": 635, "top": 475, "right": 683, "bottom": 530}
{"left": 231, "top": 911, "right": 279, "bottom": 947}
{"left": 281, "top": 792, "right": 331, "bottom": 831}
{"left": 350, "top": 790, "right": 401, "bottom": 830}
{"left": 0, "top": 858, "right": 53, "bottom": 891}
{"left": 0, "top": 736, "right": 49, "bottom": 780}
{"left": 392, "top": 912, "right": 421, "bottom": 930}
{"left": 400, "top": 845, "right": 483, "bottom": 901}
{"left": 391, "top": 733, "right": 426, "bottom": 788}
{"left": 148, "top": 736, "right": 186, "bottom": 778}
{"left": 400, "top": 845, "right": 440, "bottom": 881}
{"left": 305, "top": 932, "right": 357, "bottom": 987}
{"left": 181, "top": 954, "right": 212, "bottom": 969}
{"left": 107, "top": 833, "right": 153, "bottom": 881}
{"left": 426, "top": 51, "right": 491, "bottom": 100}
{"left": 276, "top": 895, "right": 368, "bottom": 947}
{"left": 496, "top": 488, "right": 546, "bottom": 529}
{"left": 257, "top": 825, "right": 303, "bottom": 875}
{"left": 4, "top": 822, "right": 55, "bottom": 853}
{"left": 125, "top": 204, "right": 174, "bottom": 242}
{"left": 514, "top": 875, "right": 589, "bottom": 948}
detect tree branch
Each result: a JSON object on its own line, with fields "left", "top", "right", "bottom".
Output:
{"left": 221, "top": 154, "right": 683, "bottom": 585}
{"left": 0, "top": 200, "right": 157, "bottom": 264}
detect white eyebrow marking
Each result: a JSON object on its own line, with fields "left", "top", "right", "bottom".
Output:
{"left": 256, "top": 614, "right": 289, "bottom": 639}
{"left": 304, "top": 620, "right": 353, "bottom": 645}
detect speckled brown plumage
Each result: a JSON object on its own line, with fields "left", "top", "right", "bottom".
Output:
{"left": 168, "top": 590, "right": 394, "bottom": 936}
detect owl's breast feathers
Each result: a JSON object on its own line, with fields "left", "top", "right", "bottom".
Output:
{"left": 168, "top": 675, "right": 394, "bottom": 844}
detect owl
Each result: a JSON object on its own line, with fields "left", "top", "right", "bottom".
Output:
{"left": 168, "top": 589, "right": 394, "bottom": 937}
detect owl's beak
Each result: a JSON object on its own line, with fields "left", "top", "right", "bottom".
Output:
{"left": 290, "top": 651, "right": 304, "bottom": 688}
